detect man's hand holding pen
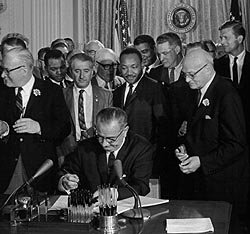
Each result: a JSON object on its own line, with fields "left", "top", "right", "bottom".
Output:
{"left": 62, "top": 169, "right": 80, "bottom": 191}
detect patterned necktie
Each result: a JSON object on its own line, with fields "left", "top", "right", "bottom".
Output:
{"left": 233, "top": 57, "right": 238, "bottom": 85}
{"left": 169, "top": 67, "right": 175, "bottom": 83}
{"left": 125, "top": 84, "right": 133, "bottom": 107}
{"left": 108, "top": 152, "right": 115, "bottom": 175}
{"left": 78, "top": 89, "right": 87, "bottom": 140}
{"left": 16, "top": 87, "right": 23, "bottom": 118}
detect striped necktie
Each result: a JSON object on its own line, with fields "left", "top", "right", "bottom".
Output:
{"left": 16, "top": 87, "right": 23, "bottom": 118}
{"left": 78, "top": 89, "right": 87, "bottom": 140}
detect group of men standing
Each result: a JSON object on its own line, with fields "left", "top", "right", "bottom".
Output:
{"left": 0, "top": 19, "right": 249, "bottom": 232}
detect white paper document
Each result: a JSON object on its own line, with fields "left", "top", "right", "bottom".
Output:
{"left": 166, "top": 218, "right": 214, "bottom": 233}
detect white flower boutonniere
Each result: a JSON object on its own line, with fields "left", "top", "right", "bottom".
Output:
{"left": 202, "top": 98, "right": 210, "bottom": 107}
{"left": 33, "top": 89, "right": 41, "bottom": 96}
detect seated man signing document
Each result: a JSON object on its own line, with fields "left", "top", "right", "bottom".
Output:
{"left": 58, "top": 107, "right": 153, "bottom": 199}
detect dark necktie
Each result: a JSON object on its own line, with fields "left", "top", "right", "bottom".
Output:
{"left": 233, "top": 57, "right": 238, "bottom": 85}
{"left": 108, "top": 152, "right": 115, "bottom": 175}
{"left": 169, "top": 67, "right": 175, "bottom": 83}
{"left": 78, "top": 89, "right": 87, "bottom": 140}
{"left": 16, "top": 87, "right": 23, "bottom": 118}
{"left": 60, "top": 81, "right": 64, "bottom": 88}
{"left": 197, "top": 89, "right": 201, "bottom": 106}
{"left": 125, "top": 84, "right": 133, "bottom": 107}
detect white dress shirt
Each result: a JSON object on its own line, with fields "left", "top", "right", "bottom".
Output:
{"left": 229, "top": 50, "right": 245, "bottom": 83}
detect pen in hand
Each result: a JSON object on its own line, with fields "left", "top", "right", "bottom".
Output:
{"left": 62, "top": 168, "right": 81, "bottom": 188}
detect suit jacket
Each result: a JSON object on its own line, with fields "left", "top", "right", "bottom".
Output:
{"left": 113, "top": 75, "right": 168, "bottom": 146}
{"left": 57, "top": 84, "right": 113, "bottom": 157}
{"left": 0, "top": 78, "right": 71, "bottom": 193}
{"left": 183, "top": 75, "right": 249, "bottom": 202}
{"left": 45, "top": 76, "right": 73, "bottom": 88}
{"left": 60, "top": 131, "right": 153, "bottom": 199}
{"left": 214, "top": 52, "right": 250, "bottom": 143}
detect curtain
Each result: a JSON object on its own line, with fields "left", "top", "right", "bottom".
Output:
{"left": 240, "top": 0, "right": 250, "bottom": 51}
{"left": 82, "top": 0, "right": 234, "bottom": 51}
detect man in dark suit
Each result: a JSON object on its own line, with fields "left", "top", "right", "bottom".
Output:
{"left": 214, "top": 20, "right": 250, "bottom": 154}
{"left": 44, "top": 49, "right": 72, "bottom": 88}
{"left": 0, "top": 47, "right": 71, "bottom": 194}
{"left": 113, "top": 47, "right": 168, "bottom": 146}
{"left": 149, "top": 32, "right": 184, "bottom": 88}
{"left": 58, "top": 107, "right": 153, "bottom": 199}
{"left": 57, "top": 53, "right": 112, "bottom": 166}
{"left": 175, "top": 48, "right": 249, "bottom": 231}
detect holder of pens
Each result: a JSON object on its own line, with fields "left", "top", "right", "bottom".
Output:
{"left": 67, "top": 188, "right": 95, "bottom": 223}
{"left": 98, "top": 184, "right": 119, "bottom": 232}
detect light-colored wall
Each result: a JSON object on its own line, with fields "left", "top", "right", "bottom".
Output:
{"left": 0, "top": 0, "right": 81, "bottom": 59}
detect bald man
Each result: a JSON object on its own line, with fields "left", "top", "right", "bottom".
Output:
{"left": 92, "top": 48, "right": 125, "bottom": 91}
{"left": 84, "top": 40, "right": 104, "bottom": 61}
{"left": 175, "top": 48, "right": 249, "bottom": 230}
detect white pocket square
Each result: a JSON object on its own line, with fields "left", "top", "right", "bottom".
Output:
{"left": 205, "top": 115, "right": 211, "bottom": 119}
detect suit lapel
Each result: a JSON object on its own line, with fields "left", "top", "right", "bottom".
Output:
{"left": 189, "top": 77, "right": 217, "bottom": 127}
{"left": 64, "top": 86, "right": 76, "bottom": 127}
{"left": 92, "top": 85, "right": 100, "bottom": 125}
{"left": 24, "top": 79, "right": 42, "bottom": 116}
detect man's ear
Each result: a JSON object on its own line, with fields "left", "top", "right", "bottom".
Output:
{"left": 174, "top": 45, "right": 181, "bottom": 54}
{"left": 237, "top": 35, "right": 244, "bottom": 44}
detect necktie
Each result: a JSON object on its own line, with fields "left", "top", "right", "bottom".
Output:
{"left": 16, "top": 87, "right": 23, "bottom": 118}
{"left": 60, "top": 81, "right": 64, "bottom": 88}
{"left": 197, "top": 89, "right": 201, "bottom": 106}
{"left": 125, "top": 84, "right": 133, "bottom": 107}
{"left": 169, "top": 67, "right": 175, "bottom": 83}
{"left": 108, "top": 152, "right": 115, "bottom": 174}
{"left": 78, "top": 89, "right": 87, "bottom": 140}
{"left": 233, "top": 57, "right": 238, "bottom": 85}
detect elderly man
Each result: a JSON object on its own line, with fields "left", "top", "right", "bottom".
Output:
{"left": 57, "top": 53, "right": 112, "bottom": 166}
{"left": 92, "top": 48, "right": 125, "bottom": 91}
{"left": 175, "top": 48, "right": 249, "bottom": 231}
{"left": 58, "top": 107, "right": 153, "bottom": 199}
{"left": 0, "top": 47, "right": 71, "bottom": 194}
{"left": 84, "top": 40, "right": 104, "bottom": 61}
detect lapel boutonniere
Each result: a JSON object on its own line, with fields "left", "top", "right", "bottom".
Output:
{"left": 33, "top": 89, "right": 41, "bottom": 96}
{"left": 202, "top": 98, "right": 210, "bottom": 107}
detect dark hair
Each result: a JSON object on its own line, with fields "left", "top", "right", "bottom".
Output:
{"left": 120, "top": 47, "right": 142, "bottom": 62}
{"left": 38, "top": 47, "right": 50, "bottom": 60}
{"left": 156, "top": 32, "right": 182, "bottom": 49}
{"left": 134, "top": 34, "right": 155, "bottom": 49}
{"left": 96, "top": 107, "right": 127, "bottom": 129}
{"left": 51, "top": 38, "right": 68, "bottom": 49}
{"left": 68, "top": 52, "right": 94, "bottom": 68}
{"left": 44, "top": 49, "right": 65, "bottom": 66}
{"left": 219, "top": 20, "right": 245, "bottom": 41}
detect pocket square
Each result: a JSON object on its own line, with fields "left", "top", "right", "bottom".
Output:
{"left": 205, "top": 115, "right": 211, "bottom": 119}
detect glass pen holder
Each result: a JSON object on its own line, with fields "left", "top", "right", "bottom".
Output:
{"left": 67, "top": 188, "right": 95, "bottom": 224}
{"left": 98, "top": 184, "right": 119, "bottom": 233}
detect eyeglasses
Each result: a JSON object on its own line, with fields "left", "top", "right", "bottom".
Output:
{"left": 96, "top": 61, "right": 118, "bottom": 70}
{"left": 96, "top": 127, "right": 126, "bottom": 144}
{"left": 2, "top": 65, "right": 25, "bottom": 75}
{"left": 183, "top": 64, "right": 207, "bottom": 80}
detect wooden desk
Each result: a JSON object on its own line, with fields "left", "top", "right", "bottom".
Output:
{"left": 0, "top": 199, "right": 231, "bottom": 234}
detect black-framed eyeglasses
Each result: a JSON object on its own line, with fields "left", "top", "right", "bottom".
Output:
{"left": 96, "top": 61, "right": 118, "bottom": 70}
{"left": 95, "top": 127, "right": 126, "bottom": 144}
{"left": 2, "top": 65, "right": 25, "bottom": 75}
{"left": 183, "top": 64, "right": 207, "bottom": 80}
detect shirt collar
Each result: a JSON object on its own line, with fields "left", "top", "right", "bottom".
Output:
{"left": 229, "top": 50, "right": 246, "bottom": 64}
{"left": 200, "top": 73, "right": 215, "bottom": 97}
{"left": 74, "top": 82, "right": 92, "bottom": 94}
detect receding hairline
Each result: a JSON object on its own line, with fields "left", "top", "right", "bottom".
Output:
{"left": 184, "top": 48, "right": 213, "bottom": 67}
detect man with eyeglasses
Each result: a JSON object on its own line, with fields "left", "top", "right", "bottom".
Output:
{"left": 0, "top": 47, "right": 71, "bottom": 194}
{"left": 175, "top": 48, "right": 249, "bottom": 230}
{"left": 91, "top": 48, "right": 125, "bottom": 91}
{"left": 58, "top": 107, "right": 153, "bottom": 199}
{"left": 84, "top": 40, "right": 104, "bottom": 62}
{"left": 149, "top": 32, "right": 184, "bottom": 88}
{"left": 57, "top": 52, "right": 112, "bottom": 166}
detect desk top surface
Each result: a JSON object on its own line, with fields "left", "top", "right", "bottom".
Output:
{"left": 0, "top": 198, "right": 231, "bottom": 234}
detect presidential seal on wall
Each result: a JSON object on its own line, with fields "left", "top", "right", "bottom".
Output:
{"left": 167, "top": 3, "right": 196, "bottom": 33}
